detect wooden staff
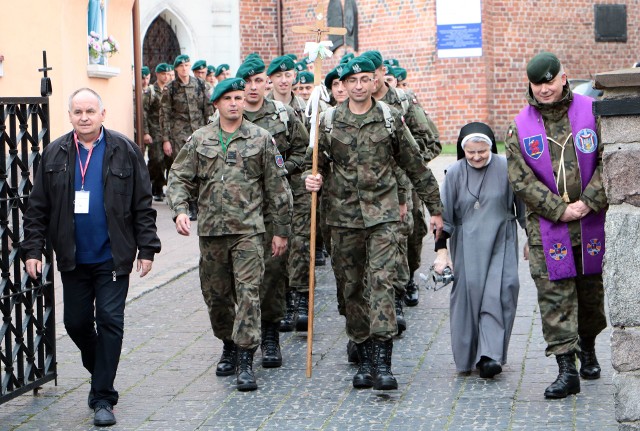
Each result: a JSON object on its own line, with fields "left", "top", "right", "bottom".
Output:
{"left": 292, "top": 2, "right": 346, "bottom": 378}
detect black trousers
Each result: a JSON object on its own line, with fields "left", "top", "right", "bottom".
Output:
{"left": 61, "top": 260, "right": 129, "bottom": 407}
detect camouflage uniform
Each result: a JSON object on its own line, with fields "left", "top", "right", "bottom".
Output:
{"left": 380, "top": 85, "right": 440, "bottom": 301}
{"left": 160, "top": 76, "right": 213, "bottom": 155}
{"left": 314, "top": 99, "right": 442, "bottom": 343}
{"left": 244, "top": 100, "right": 308, "bottom": 323}
{"left": 505, "top": 86, "right": 607, "bottom": 356}
{"left": 166, "top": 119, "right": 293, "bottom": 348}
{"left": 145, "top": 82, "right": 172, "bottom": 196}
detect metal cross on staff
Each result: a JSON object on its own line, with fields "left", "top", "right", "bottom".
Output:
{"left": 292, "top": 2, "right": 346, "bottom": 378}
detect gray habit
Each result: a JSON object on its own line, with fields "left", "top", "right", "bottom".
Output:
{"left": 442, "top": 155, "right": 524, "bottom": 372}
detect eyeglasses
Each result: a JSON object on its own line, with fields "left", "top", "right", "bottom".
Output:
{"left": 345, "top": 76, "right": 373, "bottom": 85}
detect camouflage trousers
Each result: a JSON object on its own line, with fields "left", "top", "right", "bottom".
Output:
{"left": 288, "top": 193, "right": 314, "bottom": 292}
{"left": 407, "top": 190, "right": 428, "bottom": 275}
{"left": 331, "top": 222, "right": 400, "bottom": 343}
{"left": 147, "top": 138, "right": 173, "bottom": 196}
{"left": 529, "top": 245, "right": 607, "bottom": 356}
{"left": 395, "top": 199, "right": 414, "bottom": 297}
{"left": 198, "top": 234, "right": 264, "bottom": 349}
{"left": 262, "top": 221, "right": 287, "bottom": 323}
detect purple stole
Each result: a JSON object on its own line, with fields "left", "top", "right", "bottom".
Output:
{"left": 515, "top": 94, "right": 605, "bottom": 281}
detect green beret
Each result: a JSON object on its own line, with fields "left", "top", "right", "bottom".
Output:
{"left": 340, "top": 57, "right": 376, "bottom": 80}
{"left": 384, "top": 58, "right": 400, "bottom": 68}
{"left": 527, "top": 52, "right": 561, "bottom": 84}
{"left": 235, "top": 58, "right": 266, "bottom": 79}
{"left": 244, "top": 53, "right": 262, "bottom": 62}
{"left": 155, "top": 63, "right": 171, "bottom": 73}
{"left": 324, "top": 67, "right": 340, "bottom": 88}
{"left": 267, "top": 55, "right": 296, "bottom": 76}
{"left": 191, "top": 60, "right": 207, "bottom": 71}
{"left": 173, "top": 54, "right": 190, "bottom": 68}
{"left": 340, "top": 52, "right": 355, "bottom": 64}
{"left": 295, "top": 61, "right": 308, "bottom": 72}
{"left": 394, "top": 67, "right": 407, "bottom": 81}
{"left": 141, "top": 66, "right": 150, "bottom": 77}
{"left": 298, "top": 71, "right": 314, "bottom": 85}
{"left": 360, "top": 50, "right": 383, "bottom": 69}
{"left": 207, "top": 65, "right": 216, "bottom": 76}
{"left": 210, "top": 78, "right": 246, "bottom": 103}
{"left": 215, "top": 64, "right": 230, "bottom": 77}
{"left": 285, "top": 53, "right": 298, "bottom": 61}
{"left": 384, "top": 65, "right": 395, "bottom": 76}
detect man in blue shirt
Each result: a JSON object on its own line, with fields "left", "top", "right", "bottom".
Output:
{"left": 23, "top": 88, "right": 161, "bottom": 426}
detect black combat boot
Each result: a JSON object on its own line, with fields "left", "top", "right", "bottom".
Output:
{"left": 395, "top": 295, "right": 407, "bottom": 336}
{"left": 372, "top": 339, "right": 398, "bottom": 390}
{"left": 295, "top": 291, "right": 309, "bottom": 332}
{"left": 352, "top": 340, "right": 374, "bottom": 389}
{"left": 279, "top": 291, "right": 296, "bottom": 332}
{"left": 215, "top": 339, "right": 237, "bottom": 376}
{"left": 236, "top": 347, "right": 258, "bottom": 391}
{"left": 403, "top": 277, "right": 419, "bottom": 307}
{"left": 579, "top": 337, "right": 601, "bottom": 379}
{"left": 347, "top": 340, "right": 359, "bottom": 364}
{"left": 261, "top": 322, "right": 282, "bottom": 368}
{"left": 544, "top": 353, "right": 581, "bottom": 398}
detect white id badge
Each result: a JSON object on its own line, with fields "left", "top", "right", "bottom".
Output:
{"left": 74, "top": 190, "right": 90, "bottom": 214}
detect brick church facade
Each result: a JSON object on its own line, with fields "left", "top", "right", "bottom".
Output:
{"left": 239, "top": 0, "right": 640, "bottom": 143}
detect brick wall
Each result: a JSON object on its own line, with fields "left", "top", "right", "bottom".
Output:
{"left": 240, "top": 0, "right": 640, "bottom": 143}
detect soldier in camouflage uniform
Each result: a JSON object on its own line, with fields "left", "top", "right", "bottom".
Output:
{"left": 167, "top": 78, "right": 293, "bottom": 392}
{"left": 364, "top": 50, "right": 442, "bottom": 328}
{"left": 145, "top": 63, "right": 173, "bottom": 201}
{"left": 236, "top": 57, "right": 309, "bottom": 363}
{"left": 262, "top": 55, "right": 314, "bottom": 333}
{"left": 306, "top": 57, "right": 443, "bottom": 391}
{"left": 192, "top": 59, "right": 214, "bottom": 100}
{"left": 160, "top": 54, "right": 213, "bottom": 220}
{"left": 505, "top": 52, "right": 607, "bottom": 399}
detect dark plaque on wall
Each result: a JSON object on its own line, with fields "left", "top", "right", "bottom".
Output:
{"left": 328, "top": 0, "right": 359, "bottom": 52}
{"left": 594, "top": 4, "right": 627, "bottom": 42}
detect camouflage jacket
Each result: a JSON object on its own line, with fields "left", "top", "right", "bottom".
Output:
{"left": 167, "top": 119, "right": 293, "bottom": 237}
{"left": 313, "top": 99, "right": 442, "bottom": 229}
{"left": 144, "top": 82, "right": 163, "bottom": 141}
{"left": 505, "top": 86, "right": 607, "bottom": 246}
{"left": 244, "top": 99, "right": 309, "bottom": 195}
{"left": 266, "top": 91, "right": 309, "bottom": 130}
{"left": 160, "top": 76, "right": 214, "bottom": 146}
{"left": 380, "top": 85, "right": 441, "bottom": 162}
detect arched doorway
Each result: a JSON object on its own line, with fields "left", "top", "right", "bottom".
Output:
{"left": 143, "top": 16, "right": 181, "bottom": 82}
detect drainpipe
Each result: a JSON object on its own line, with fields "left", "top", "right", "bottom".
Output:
{"left": 132, "top": 0, "right": 143, "bottom": 148}
{"left": 276, "top": 0, "right": 284, "bottom": 56}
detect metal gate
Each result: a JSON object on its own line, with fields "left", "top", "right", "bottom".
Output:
{"left": 0, "top": 53, "right": 56, "bottom": 404}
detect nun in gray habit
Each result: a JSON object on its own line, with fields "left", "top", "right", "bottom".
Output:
{"left": 433, "top": 122, "right": 525, "bottom": 378}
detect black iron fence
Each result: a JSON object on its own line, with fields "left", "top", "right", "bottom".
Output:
{"left": 0, "top": 54, "right": 56, "bottom": 404}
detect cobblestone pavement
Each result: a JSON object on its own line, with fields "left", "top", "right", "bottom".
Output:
{"left": 0, "top": 155, "right": 617, "bottom": 431}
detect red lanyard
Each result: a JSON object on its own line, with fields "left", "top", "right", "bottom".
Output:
{"left": 73, "top": 133, "right": 95, "bottom": 190}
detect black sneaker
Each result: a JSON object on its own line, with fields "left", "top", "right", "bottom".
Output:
{"left": 93, "top": 401, "right": 116, "bottom": 426}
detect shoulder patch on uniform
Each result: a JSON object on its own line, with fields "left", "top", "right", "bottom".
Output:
{"left": 412, "top": 98, "right": 418, "bottom": 104}
{"left": 271, "top": 137, "right": 277, "bottom": 146}
{"left": 401, "top": 116, "right": 406, "bottom": 125}
{"left": 275, "top": 154, "right": 284, "bottom": 168}
{"left": 186, "top": 135, "right": 193, "bottom": 143}
{"left": 508, "top": 127, "right": 513, "bottom": 138}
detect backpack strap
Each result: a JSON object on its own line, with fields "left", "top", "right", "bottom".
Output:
{"left": 394, "top": 88, "right": 410, "bottom": 116}
{"left": 377, "top": 101, "right": 396, "bottom": 135}
{"left": 323, "top": 106, "right": 336, "bottom": 134}
{"left": 272, "top": 100, "right": 290, "bottom": 137}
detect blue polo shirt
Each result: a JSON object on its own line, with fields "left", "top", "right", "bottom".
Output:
{"left": 74, "top": 128, "right": 112, "bottom": 264}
